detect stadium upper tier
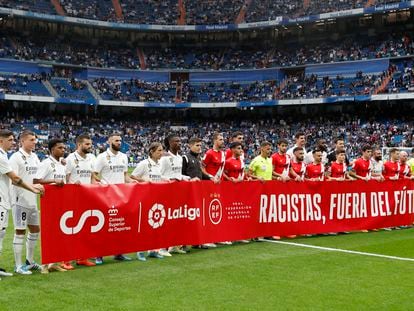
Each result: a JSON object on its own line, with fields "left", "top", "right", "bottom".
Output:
{"left": 0, "top": 32, "right": 412, "bottom": 71}
{"left": 0, "top": 0, "right": 408, "bottom": 25}
{"left": 0, "top": 58, "right": 412, "bottom": 106}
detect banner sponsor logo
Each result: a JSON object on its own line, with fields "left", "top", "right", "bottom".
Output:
{"left": 59, "top": 210, "right": 105, "bottom": 235}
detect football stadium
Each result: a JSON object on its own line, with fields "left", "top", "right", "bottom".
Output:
{"left": 0, "top": 0, "right": 414, "bottom": 310}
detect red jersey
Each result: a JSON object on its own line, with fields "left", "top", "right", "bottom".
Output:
{"left": 224, "top": 157, "right": 244, "bottom": 180}
{"left": 225, "top": 148, "right": 245, "bottom": 160}
{"left": 383, "top": 160, "right": 400, "bottom": 180}
{"left": 305, "top": 163, "right": 325, "bottom": 180}
{"left": 202, "top": 149, "right": 225, "bottom": 178}
{"left": 352, "top": 158, "right": 372, "bottom": 178}
{"left": 399, "top": 163, "right": 412, "bottom": 179}
{"left": 289, "top": 160, "right": 306, "bottom": 179}
{"left": 329, "top": 161, "right": 347, "bottom": 179}
{"left": 272, "top": 153, "right": 291, "bottom": 176}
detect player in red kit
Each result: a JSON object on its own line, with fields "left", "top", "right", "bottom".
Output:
{"left": 202, "top": 132, "right": 225, "bottom": 183}
{"left": 399, "top": 151, "right": 414, "bottom": 180}
{"left": 272, "top": 139, "right": 291, "bottom": 181}
{"left": 349, "top": 145, "right": 373, "bottom": 181}
{"left": 305, "top": 149, "right": 325, "bottom": 181}
{"left": 327, "top": 150, "right": 350, "bottom": 181}
{"left": 383, "top": 148, "right": 400, "bottom": 180}
{"left": 289, "top": 147, "right": 306, "bottom": 181}
{"left": 225, "top": 131, "right": 244, "bottom": 160}
{"left": 223, "top": 142, "right": 246, "bottom": 182}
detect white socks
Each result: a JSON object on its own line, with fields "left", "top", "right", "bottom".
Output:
{"left": 26, "top": 232, "right": 39, "bottom": 264}
{"left": 13, "top": 234, "right": 25, "bottom": 267}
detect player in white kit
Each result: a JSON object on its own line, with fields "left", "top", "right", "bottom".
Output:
{"left": 33, "top": 138, "right": 68, "bottom": 272}
{"left": 64, "top": 134, "right": 98, "bottom": 268}
{"left": 9, "top": 131, "right": 43, "bottom": 275}
{"left": 0, "top": 130, "right": 44, "bottom": 279}
{"left": 94, "top": 133, "right": 134, "bottom": 264}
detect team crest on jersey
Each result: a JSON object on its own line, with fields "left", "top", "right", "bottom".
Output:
{"left": 170, "top": 157, "right": 174, "bottom": 166}
{"left": 51, "top": 162, "right": 55, "bottom": 169}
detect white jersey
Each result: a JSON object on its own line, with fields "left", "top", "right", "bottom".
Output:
{"left": 9, "top": 149, "right": 40, "bottom": 209}
{"left": 370, "top": 158, "right": 384, "bottom": 176}
{"left": 160, "top": 151, "right": 190, "bottom": 180}
{"left": 66, "top": 151, "right": 96, "bottom": 184}
{"left": 0, "top": 148, "right": 12, "bottom": 210}
{"left": 94, "top": 149, "right": 127, "bottom": 184}
{"left": 35, "top": 156, "right": 66, "bottom": 183}
{"left": 131, "top": 158, "right": 162, "bottom": 182}
{"left": 287, "top": 145, "right": 307, "bottom": 160}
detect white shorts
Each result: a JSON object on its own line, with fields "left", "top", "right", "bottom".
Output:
{"left": 0, "top": 205, "right": 9, "bottom": 229}
{"left": 12, "top": 204, "right": 39, "bottom": 230}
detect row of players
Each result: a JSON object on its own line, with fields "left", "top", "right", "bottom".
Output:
{"left": 0, "top": 130, "right": 414, "bottom": 279}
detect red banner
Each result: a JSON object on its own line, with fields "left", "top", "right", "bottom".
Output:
{"left": 41, "top": 180, "right": 414, "bottom": 263}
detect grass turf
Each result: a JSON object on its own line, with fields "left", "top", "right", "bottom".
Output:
{"left": 1, "top": 228, "right": 414, "bottom": 310}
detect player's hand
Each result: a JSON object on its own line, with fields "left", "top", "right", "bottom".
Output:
{"left": 54, "top": 179, "right": 65, "bottom": 186}
{"left": 75, "top": 180, "right": 81, "bottom": 185}
{"left": 190, "top": 177, "right": 200, "bottom": 181}
{"left": 32, "top": 184, "right": 45, "bottom": 195}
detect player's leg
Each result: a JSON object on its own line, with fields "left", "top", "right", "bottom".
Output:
{"left": 12, "top": 204, "right": 31, "bottom": 275}
{"left": 0, "top": 206, "right": 13, "bottom": 278}
{"left": 26, "top": 209, "right": 42, "bottom": 271}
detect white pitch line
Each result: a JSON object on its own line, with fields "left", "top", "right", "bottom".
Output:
{"left": 263, "top": 239, "right": 414, "bottom": 262}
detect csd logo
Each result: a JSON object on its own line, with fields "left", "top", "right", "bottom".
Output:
{"left": 60, "top": 210, "right": 105, "bottom": 235}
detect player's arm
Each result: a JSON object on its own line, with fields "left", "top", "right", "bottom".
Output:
{"left": 7, "top": 171, "right": 44, "bottom": 194}
{"left": 33, "top": 163, "right": 64, "bottom": 186}
{"left": 247, "top": 160, "right": 262, "bottom": 181}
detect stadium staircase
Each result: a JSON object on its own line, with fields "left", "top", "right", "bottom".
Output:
{"left": 264, "top": 48, "right": 276, "bottom": 67}
{"left": 365, "top": 0, "right": 377, "bottom": 7}
{"left": 177, "top": 0, "right": 186, "bottom": 25}
{"left": 373, "top": 67, "right": 395, "bottom": 95}
{"left": 137, "top": 48, "right": 147, "bottom": 70}
{"left": 50, "top": 0, "right": 66, "bottom": 16}
{"left": 175, "top": 82, "right": 182, "bottom": 103}
{"left": 85, "top": 80, "right": 102, "bottom": 100}
{"left": 235, "top": 0, "right": 252, "bottom": 24}
{"left": 273, "top": 78, "right": 288, "bottom": 99}
{"left": 42, "top": 80, "right": 58, "bottom": 97}
{"left": 111, "top": 0, "right": 124, "bottom": 21}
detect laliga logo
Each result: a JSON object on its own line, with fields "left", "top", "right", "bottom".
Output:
{"left": 209, "top": 199, "right": 222, "bottom": 225}
{"left": 148, "top": 204, "right": 166, "bottom": 229}
{"left": 60, "top": 210, "right": 105, "bottom": 235}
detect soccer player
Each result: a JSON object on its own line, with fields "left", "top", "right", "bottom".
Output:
{"left": 399, "top": 151, "right": 414, "bottom": 180}
{"left": 305, "top": 149, "right": 325, "bottom": 181}
{"left": 225, "top": 131, "right": 244, "bottom": 160}
{"left": 160, "top": 134, "right": 194, "bottom": 255}
{"left": 182, "top": 137, "right": 211, "bottom": 180}
{"left": 327, "top": 137, "right": 350, "bottom": 166}
{"left": 349, "top": 145, "right": 373, "bottom": 181}
{"left": 406, "top": 148, "right": 414, "bottom": 174}
{"left": 182, "top": 137, "right": 216, "bottom": 249}
{"left": 304, "top": 139, "right": 328, "bottom": 166}
{"left": 202, "top": 132, "right": 226, "bottom": 183}
{"left": 287, "top": 132, "right": 306, "bottom": 160}
{"left": 94, "top": 133, "right": 133, "bottom": 264}
{"left": 9, "top": 131, "right": 43, "bottom": 275}
{"left": 223, "top": 142, "right": 246, "bottom": 183}
{"left": 33, "top": 138, "right": 68, "bottom": 272}
{"left": 248, "top": 141, "right": 273, "bottom": 181}
{"left": 271, "top": 139, "right": 290, "bottom": 181}
{"left": 382, "top": 148, "right": 400, "bottom": 180}
{"left": 131, "top": 142, "right": 166, "bottom": 260}
{"left": 0, "top": 130, "right": 44, "bottom": 279}
{"left": 65, "top": 134, "right": 97, "bottom": 268}
{"left": 289, "top": 147, "right": 306, "bottom": 181}
{"left": 326, "top": 150, "right": 350, "bottom": 181}
{"left": 160, "top": 134, "right": 191, "bottom": 181}
{"left": 370, "top": 148, "right": 384, "bottom": 181}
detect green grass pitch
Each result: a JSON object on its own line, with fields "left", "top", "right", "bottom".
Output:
{"left": 1, "top": 226, "right": 414, "bottom": 310}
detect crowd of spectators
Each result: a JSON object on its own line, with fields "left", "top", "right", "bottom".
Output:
{"left": 0, "top": 106, "right": 412, "bottom": 164}
{"left": 0, "top": 0, "right": 409, "bottom": 25}
{"left": 0, "top": 31, "right": 412, "bottom": 71}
